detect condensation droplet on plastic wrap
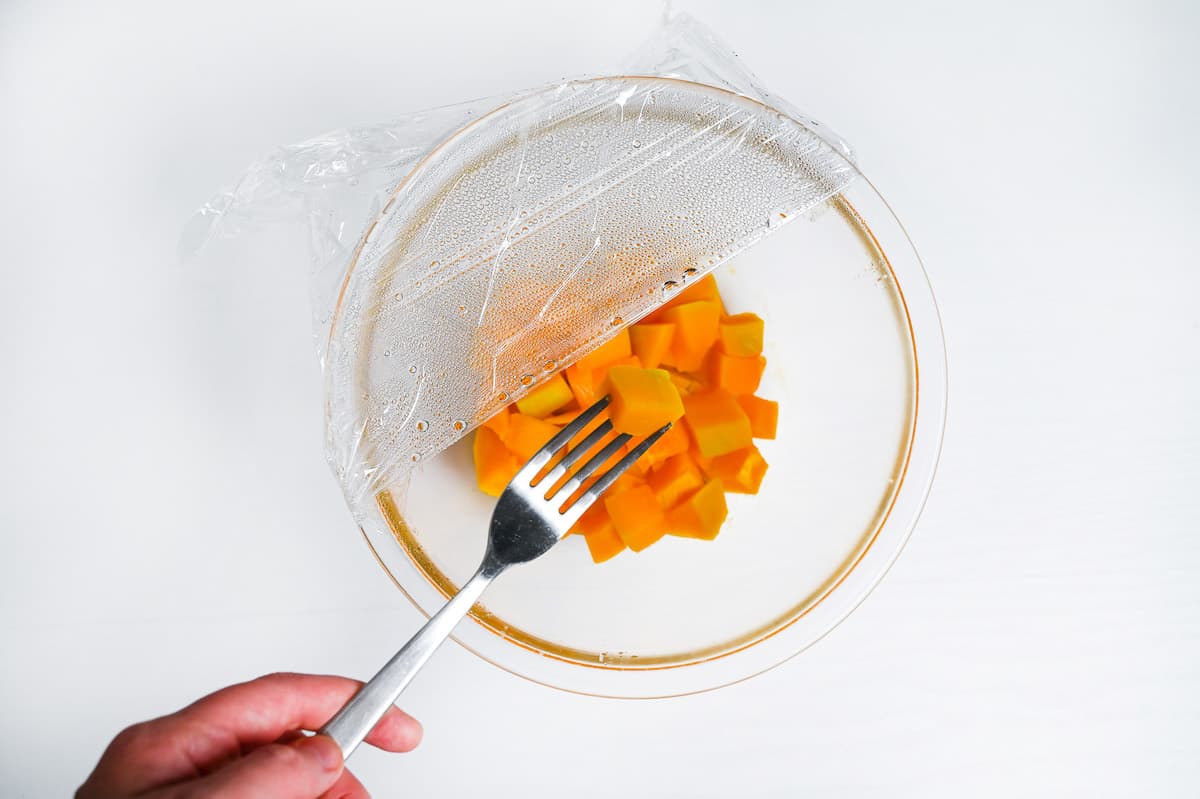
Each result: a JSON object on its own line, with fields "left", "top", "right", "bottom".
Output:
{"left": 325, "top": 76, "right": 855, "bottom": 499}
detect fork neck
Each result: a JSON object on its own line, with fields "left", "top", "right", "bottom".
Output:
{"left": 477, "top": 551, "right": 509, "bottom": 581}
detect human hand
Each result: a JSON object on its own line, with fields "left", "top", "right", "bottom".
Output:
{"left": 76, "top": 672, "right": 421, "bottom": 798}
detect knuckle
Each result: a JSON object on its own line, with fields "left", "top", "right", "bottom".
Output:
{"left": 259, "top": 742, "right": 305, "bottom": 770}
{"left": 108, "top": 720, "right": 155, "bottom": 754}
{"left": 254, "top": 670, "right": 301, "bottom": 687}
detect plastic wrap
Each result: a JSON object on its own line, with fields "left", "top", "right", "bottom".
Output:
{"left": 184, "top": 14, "right": 858, "bottom": 517}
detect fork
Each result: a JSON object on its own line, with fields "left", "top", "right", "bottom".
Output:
{"left": 320, "top": 395, "right": 670, "bottom": 758}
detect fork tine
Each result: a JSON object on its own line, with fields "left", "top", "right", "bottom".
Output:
{"left": 558, "top": 422, "right": 673, "bottom": 524}
{"left": 515, "top": 395, "right": 611, "bottom": 483}
{"left": 550, "top": 432, "right": 632, "bottom": 503}
{"left": 535, "top": 419, "right": 613, "bottom": 490}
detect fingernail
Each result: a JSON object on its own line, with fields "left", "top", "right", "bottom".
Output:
{"left": 294, "top": 734, "right": 343, "bottom": 772}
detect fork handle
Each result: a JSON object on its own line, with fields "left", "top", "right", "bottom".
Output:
{"left": 320, "top": 565, "right": 497, "bottom": 759}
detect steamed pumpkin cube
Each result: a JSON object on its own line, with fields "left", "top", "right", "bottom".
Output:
{"left": 602, "top": 366, "right": 685, "bottom": 436}
{"left": 647, "top": 452, "right": 705, "bottom": 509}
{"left": 718, "top": 313, "right": 764, "bottom": 357}
{"left": 642, "top": 420, "right": 690, "bottom": 469}
{"left": 481, "top": 406, "right": 512, "bottom": 439}
{"left": 709, "top": 350, "right": 766, "bottom": 395}
{"left": 564, "top": 362, "right": 598, "bottom": 409}
{"left": 472, "top": 427, "right": 520, "bottom": 497}
{"left": 583, "top": 520, "right": 626, "bottom": 563}
{"left": 572, "top": 504, "right": 626, "bottom": 563}
{"left": 543, "top": 408, "right": 582, "bottom": 427}
{"left": 705, "top": 446, "right": 769, "bottom": 494}
{"left": 605, "top": 485, "right": 668, "bottom": 551}
{"left": 629, "top": 323, "right": 675, "bottom": 370}
{"left": 660, "top": 274, "right": 721, "bottom": 312}
{"left": 667, "top": 479, "right": 728, "bottom": 540}
{"left": 682, "top": 388, "right": 753, "bottom": 457}
{"left": 665, "top": 369, "right": 704, "bottom": 397}
{"left": 515, "top": 372, "right": 574, "bottom": 419}
{"left": 574, "top": 329, "right": 632, "bottom": 375}
{"left": 505, "top": 413, "right": 561, "bottom": 461}
{"left": 571, "top": 501, "right": 611, "bottom": 536}
{"left": 564, "top": 330, "right": 634, "bottom": 407}
{"left": 736, "top": 395, "right": 778, "bottom": 440}
{"left": 660, "top": 301, "right": 720, "bottom": 372}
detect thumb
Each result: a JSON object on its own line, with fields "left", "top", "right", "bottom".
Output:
{"left": 175, "top": 734, "right": 344, "bottom": 799}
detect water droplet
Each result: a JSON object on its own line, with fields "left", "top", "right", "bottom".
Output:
{"left": 415, "top": 420, "right": 428, "bottom": 432}
{"left": 683, "top": 267, "right": 699, "bottom": 278}
{"left": 408, "top": 365, "right": 418, "bottom": 374}
{"left": 497, "top": 391, "right": 509, "bottom": 402}
{"left": 543, "top": 360, "right": 556, "bottom": 372}
{"left": 631, "top": 139, "right": 641, "bottom": 148}
{"left": 383, "top": 349, "right": 392, "bottom": 357}
{"left": 520, "top": 374, "right": 534, "bottom": 387}
{"left": 611, "top": 316, "right": 624, "bottom": 327}
{"left": 410, "top": 453, "right": 421, "bottom": 463}
{"left": 453, "top": 420, "right": 466, "bottom": 432}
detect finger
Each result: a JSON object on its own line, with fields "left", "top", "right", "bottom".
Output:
{"left": 158, "top": 734, "right": 344, "bottom": 799}
{"left": 169, "top": 673, "right": 420, "bottom": 769}
{"left": 180, "top": 672, "right": 422, "bottom": 755}
{"left": 318, "top": 767, "right": 371, "bottom": 799}
{"left": 80, "top": 674, "right": 421, "bottom": 796}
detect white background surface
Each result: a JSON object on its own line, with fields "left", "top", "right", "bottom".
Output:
{"left": 3, "top": 1, "right": 1199, "bottom": 796}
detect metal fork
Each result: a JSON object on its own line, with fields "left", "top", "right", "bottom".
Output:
{"left": 320, "top": 395, "right": 670, "bottom": 758}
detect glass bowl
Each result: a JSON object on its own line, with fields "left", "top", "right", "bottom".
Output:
{"left": 336, "top": 79, "right": 946, "bottom": 698}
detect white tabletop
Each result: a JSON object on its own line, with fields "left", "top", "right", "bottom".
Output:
{"left": 2, "top": 0, "right": 1198, "bottom": 795}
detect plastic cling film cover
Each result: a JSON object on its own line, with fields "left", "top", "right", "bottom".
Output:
{"left": 327, "top": 76, "right": 854, "bottom": 508}
{"left": 182, "top": 14, "right": 858, "bottom": 518}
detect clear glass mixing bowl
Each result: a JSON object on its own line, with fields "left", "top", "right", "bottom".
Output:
{"left": 334, "top": 78, "right": 946, "bottom": 698}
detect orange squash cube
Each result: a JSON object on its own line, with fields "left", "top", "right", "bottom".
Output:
{"left": 705, "top": 446, "right": 769, "bottom": 494}
{"left": 709, "top": 351, "right": 766, "bottom": 395}
{"left": 648, "top": 452, "right": 705, "bottom": 509}
{"left": 564, "top": 362, "right": 597, "bottom": 408}
{"left": 642, "top": 420, "right": 690, "bottom": 469}
{"left": 505, "top": 413, "right": 560, "bottom": 461}
{"left": 665, "top": 369, "right": 703, "bottom": 397}
{"left": 574, "top": 329, "right": 632, "bottom": 375}
{"left": 605, "top": 485, "right": 668, "bottom": 552}
{"left": 718, "top": 313, "right": 764, "bottom": 356}
{"left": 682, "top": 388, "right": 753, "bottom": 457}
{"left": 472, "top": 427, "right": 519, "bottom": 497}
{"left": 667, "top": 479, "right": 728, "bottom": 540}
{"left": 661, "top": 274, "right": 721, "bottom": 312}
{"left": 737, "top": 395, "right": 778, "bottom": 439}
{"left": 571, "top": 502, "right": 610, "bottom": 536}
{"left": 629, "top": 323, "right": 675, "bottom": 370}
{"left": 660, "top": 301, "right": 720, "bottom": 372}
{"left": 583, "top": 521, "right": 626, "bottom": 563}
{"left": 543, "top": 408, "right": 582, "bottom": 427}
{"left": 515, "top": 372, "right": 574, "bottom": 419}
{"left": 602, "top": 366, "right": 685, "bottom": 436}
{"left": 481, "top": 407, "right": 512, "bottom": 440}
